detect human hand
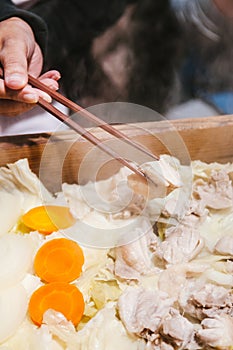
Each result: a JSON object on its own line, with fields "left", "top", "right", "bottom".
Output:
{"left": 0, "top": 17, "right": 60, "bottom": 116}
{"left": 0, "top": 70, "right": 60, "bottom": 116}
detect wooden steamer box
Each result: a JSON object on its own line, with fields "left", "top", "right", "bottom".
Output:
{"left": 0, "top": 115, "right": 233, "bottom": 191}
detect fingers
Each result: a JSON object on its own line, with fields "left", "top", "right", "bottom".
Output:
{"left": 0, "top": 78, "right": 52, "bottom": 103}
{"left": 3, "top": 56, "right": 28, "bottom": 90}
{"left": 33, "top": 88, "right": 53, "bottom": 101}
{"left": 0, "top": 68, "right": 61, "bottom": 105}
{"left": 39, "top": 70, "right": 61, "bottom": 81}
{"left": 0, "top": 17, "right": 61, "bottom": 114}
{"left": 0, "top": 18, "right": 35, "bottom": 90}
{"left": 0, "top": 79, "right": 36, "bottom": 102}
{"left": 1, "top": 37, "right": 28, "bottom": 89}
{"left": 38, "top": 70, "right": 61, "bottom": 91}
{"left": 38, "top": 78, "right": 59, "bottom": 91}
{"left": 0, "top": 69, "right": 61, "bottom": 117}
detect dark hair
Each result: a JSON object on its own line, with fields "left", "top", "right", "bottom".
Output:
{"left": 31, "top": 0, "right": 182, "bottom": 113}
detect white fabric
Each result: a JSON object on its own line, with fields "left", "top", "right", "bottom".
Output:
{"left": 165, "top": 99, "right": 218, "bottom": 120}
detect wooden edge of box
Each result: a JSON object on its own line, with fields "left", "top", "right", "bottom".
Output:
{"left": 0, "top": 115, "right": 232, "bottom": 191}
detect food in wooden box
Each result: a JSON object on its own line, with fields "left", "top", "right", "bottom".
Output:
{"left": 0, "top": 156, "right": 232, "bottom": 349}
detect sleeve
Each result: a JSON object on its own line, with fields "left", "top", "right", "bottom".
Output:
{"left": 0, "top": 0, "right": 47, "bottom": 53}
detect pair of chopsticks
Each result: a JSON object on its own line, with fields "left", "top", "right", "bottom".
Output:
{"left": 28, "top": 75, "right": 159, "bottom": 181}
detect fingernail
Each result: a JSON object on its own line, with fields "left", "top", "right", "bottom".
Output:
{"left": 55, "top": 72, "right": 61, "bottom": 80}
{"left": 23, "top": 93, "right": 38, "bottom": 103}
{"left": 5, "top": 74, "right": 26, "bottom": 88}
{"left": 41, "top": 94, "right": 52, "bottom": 103}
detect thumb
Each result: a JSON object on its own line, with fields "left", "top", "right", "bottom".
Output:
{"left": 1, "top": 40, "right": 28, "bottom": 90}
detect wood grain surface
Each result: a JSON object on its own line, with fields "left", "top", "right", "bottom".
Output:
{"left": 0, "top": 115, "right": 232, "bottom": 192}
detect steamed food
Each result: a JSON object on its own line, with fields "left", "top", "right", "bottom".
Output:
{"left": 33, "top": 238, "right": 84, "bottom": 283}
{"left": 29, "top": 282, "right": 85, "bottom": 327}
{"left": 22, "top": 205, "right": 76, "bottom": 234}
{"left": 0, "top": 156, "right": 233, "bottom": 349}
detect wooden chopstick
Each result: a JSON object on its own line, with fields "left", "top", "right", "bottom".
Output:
{"left": 37, "top": 97, "right": 149, "bottom": 180}
{"left": 28, "top": 75, "right": 161, "bottom": 182}
{"left": 28, "top": 75, "right": 159, "bottom": 161}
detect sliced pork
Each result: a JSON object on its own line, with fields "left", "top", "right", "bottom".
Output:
{"left": 181, "top": 283, "right": 233, "bottom": 320}
{"left": 196, "top": 314, "right": 233, "bottom": 348}
{"left": 118, "top": 288, "right": 175, "bottom": 337}
{"left": 193, "top": 169, "right": 233, "bottom": 210}
{"left": 161, "top": 308, "right": 195, "bottom": 349}
{"left": 114, "top": 227, "right": 160, "bottom": 280}
{"left": 156, "top": 224, "right": 203, "bottom": 265}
